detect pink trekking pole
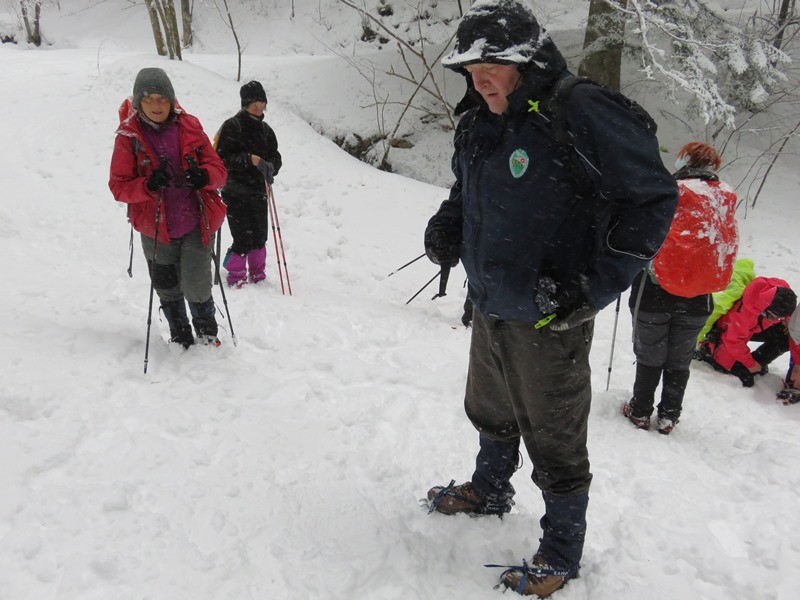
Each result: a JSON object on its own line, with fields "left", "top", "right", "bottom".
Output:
{"left": 266, "top": 181, "right": 292, "bottom": 295}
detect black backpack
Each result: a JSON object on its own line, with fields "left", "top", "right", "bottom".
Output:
{"left": 542, "top": 75, "right": 658, "bottom": 199}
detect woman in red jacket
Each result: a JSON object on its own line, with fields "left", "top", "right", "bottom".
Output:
{"left": 697, "top": 277, "right": 797, "bottom": 386}
{"left": 109, "top": 68, "right": 227, "bottom": 348}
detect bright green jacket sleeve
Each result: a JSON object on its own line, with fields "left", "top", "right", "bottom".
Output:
{"left": 697, "top": 258, "right": 757, "bottom": 342}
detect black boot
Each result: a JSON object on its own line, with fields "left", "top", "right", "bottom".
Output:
{"left": 161, "top": 300, "right": 194, "bottom": 349}
{"left": 189, "top": 298, "right": 220, "bottom": 346}
{"left": 657, "top": 369, "right": 690, "bottom": 433}
{"left": 628, "top": 363, "right": 662, "bottom": 419}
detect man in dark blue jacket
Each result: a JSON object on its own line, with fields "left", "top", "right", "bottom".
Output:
{"left": 424, "top": 1, "right": 678, "bottom": 596}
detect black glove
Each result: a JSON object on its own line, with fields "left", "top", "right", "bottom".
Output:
{"left": 146, "top": 167, "right": 171, "bottom": 192}
{"left": 549, "top": 281, "right": 598, "bottom": 331}
{"left": 729, "top": 362, "right": 755, "bottom": 388}
{"left": 424, "top": 228, "right": 460, "bottom": 266}
{"left": 186, "top": 166, "right": 209, "bottom": 190}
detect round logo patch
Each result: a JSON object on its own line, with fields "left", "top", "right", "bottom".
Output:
{"left": 509, "top": 149, "right": 529, "bottom": 179}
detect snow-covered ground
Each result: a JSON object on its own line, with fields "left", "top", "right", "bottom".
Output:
{"left": 1, "top": 2, "right": 799, "bottom": 599}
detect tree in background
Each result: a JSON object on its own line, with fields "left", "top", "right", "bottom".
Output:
{"left": 181, "top": 0, "right": 193, "bottom": 48}
{"left": 579, "top": 0, "right": 627, "bottom": 90}
{"left": 20, "top": 0, "right": 42, "bottom": 46}
{"left": 143, "top": 0, "right": 185, "bottom": 59}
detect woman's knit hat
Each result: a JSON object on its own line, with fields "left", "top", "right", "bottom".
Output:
{"left": 132, "top": 68, "right": 175, "bottom": 110}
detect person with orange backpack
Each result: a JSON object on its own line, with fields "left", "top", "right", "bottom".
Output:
{"left": 622, "top": 142, "right": 738, "bottom": 434}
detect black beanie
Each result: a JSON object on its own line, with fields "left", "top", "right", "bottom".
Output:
{"left": 132, "top": 67, "right": 175, "bottom": 110}
{"left": 442, "top": 0, "right": 545, "bottom": 70}
{"left": 240, "top": 81, "right": 267, "bottom": 107}
{"left": 768, "top": 287, "right": 798, "bottom": 318}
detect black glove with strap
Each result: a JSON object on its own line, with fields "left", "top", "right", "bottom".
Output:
{"left": 146, "top": 167, "right": 171, "bottom": 192}
{"left": 549, "top": 281, "right": 598, "bottom": 331}
{"left": 424, "top": 228, "right": 461, "bottom": 267}
{"left": 186, "top": 166, "right": 209, "bottom": 190}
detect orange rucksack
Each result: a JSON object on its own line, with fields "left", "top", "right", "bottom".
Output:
{"left": 652, "top": 177, "right": 738, "bottom": 298}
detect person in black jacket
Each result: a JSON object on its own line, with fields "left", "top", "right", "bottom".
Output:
{"left": 423, "top": 1, "right": 678, "bottom": 596}
{"left": 623, "top": 142, "right": 738, "bottom": 435}
{"left": 216, "top": 81, "right": 282, "bottom": 287}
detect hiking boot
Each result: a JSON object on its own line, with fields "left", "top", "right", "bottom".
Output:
{"left": 622, "top": 402, "right": 650, "bottom": 430}
{"left": 197, "top": 334, "right": 221, "bottom": 347}
{"left": 498, "top": 555, "right": 574, "bottom": 597}
{"left": 169, "top": 324, "right": 195, "bottom": 349}
{"left": 656, "top": 417, "right": 677, "bottom": 435}
{"left": 426, "top": 480, "right": 510, "bottom": 516}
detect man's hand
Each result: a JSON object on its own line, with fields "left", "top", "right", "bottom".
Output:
{"left": 789, "top": 364, "right": 800, "bottom": 388}
{"left": 424, "top": 229, "right": 460, "bottom": 267}
{"left": 550, "top": 304, "right": 598, "bottom": 331}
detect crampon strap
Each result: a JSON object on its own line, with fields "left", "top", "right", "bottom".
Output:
{"left": 427, "top": 479, "right": 456, "bottom": 514}
{"left": 485, "top": 558, "right": 576, "bottom": 594}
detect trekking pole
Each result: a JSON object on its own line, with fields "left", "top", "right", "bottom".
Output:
{"left": 605, "top": 296, "right": 621, "bottom": 391}
{"left": 211, "top": 238, "right": 238, "bottom": 347}
{"left": 267, "top": 182, "right": 292, "bottom": 295}
{"left": 406, "top": 270, "right": 441, "bottom": 305}
{"left": 266, "top": 183, "right": 286, "bottom": 294}
{"left": 127, "top": 227, "right": 135, "bottom": 278}
{"left": 186, "top": 157, "right": 238, "bottom": 347}
{"left": 386, "top": 253, "right": 426, "bottom": 278}
{"left": 213, "top": 226, "right": 222, "bottom": 285}
{"left": 431, "top": 264, "right": 452, "bottom": 300}
{"left": 143, "top": 183, "right": 165, "bottom": 375}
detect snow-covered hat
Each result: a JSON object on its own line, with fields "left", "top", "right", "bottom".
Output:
{"left": 442, "top": 0, "right": 547, "bottom": 70}
{"left": 132, "top": 68, "right": 175, "bottom": 110}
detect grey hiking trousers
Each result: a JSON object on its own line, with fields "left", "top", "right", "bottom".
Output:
{"left": 140, "top": 228, "right": 215, "bottom": 304}
{"left": 465, "top": 309, "right": 594, "bottom": 496}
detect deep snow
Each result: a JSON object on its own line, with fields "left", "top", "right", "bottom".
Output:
{"left": 1, "top": 2, "right": 799, "bottom": 599}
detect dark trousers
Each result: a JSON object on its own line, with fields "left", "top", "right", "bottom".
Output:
{"left": 464, "top": 310, "right": 593, "bottom": 569}
{"left": 141, "top": 228, "right": 214, "bottom": 304}
{"left": 630, "top": 310, "right": 707, "bottom": 420}
{"left": 224, "top": 190, "right": 269, "bottom": 255}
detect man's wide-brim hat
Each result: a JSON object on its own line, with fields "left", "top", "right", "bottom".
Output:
{"left": 442, "top": 0, "right": 547, "bottom": 70}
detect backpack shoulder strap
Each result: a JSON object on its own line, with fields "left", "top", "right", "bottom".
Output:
{"left": 544, "top": 75, "right": 595, "bottom": 199}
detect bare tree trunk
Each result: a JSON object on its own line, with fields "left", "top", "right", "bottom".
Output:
{"left": 181, "top": 0, "right": 193, "bottom": 48}
{"left": 143, "top": 0, "right": 167, "bottom": 56}
{"left": 20, "top": 0, "right": 42, "bottom": 46}
{"left": 578, "top": 0, "right": 627, "bottom": 90}
{"left": 164, "top": 0, "right": 182, "bottom": 60}
{"left": 217, "top": 0, "right": 243, "bottom": 81}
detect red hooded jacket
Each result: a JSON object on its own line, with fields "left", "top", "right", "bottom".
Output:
{"left": 109, "top": 107, "right": 227, "bottom": 246}
{"left": 710, "top": 277, "right": 793, "bottom": 370}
